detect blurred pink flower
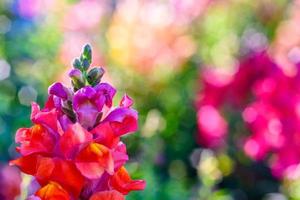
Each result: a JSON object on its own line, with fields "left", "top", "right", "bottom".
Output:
{"left": 0, "top": 165, "right": 21, "bottom": 200}
{"left": 62, "top": 0, "right": 108, "bottom": 31}
{"left": 195, "top": 68, "right": 233, "bottom": 108}
{"left": 170, "top": 0, "right": 211, "bottom": 24}
{"left": 17, "top": 0, "right": 57, "bottom": 19}
{"left": 230, "top": 52, "right": 279, "bottom": 106}
{"left": 243, "top": 102, "right": 284, "bottom": 160}
{"left": 196, "top": 51, "right": 300, "bottom": 179}
{"left": 197, "top": 105, "right": 228, "bottom": 148}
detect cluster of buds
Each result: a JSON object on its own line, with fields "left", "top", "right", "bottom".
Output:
{"left": 11, "top": 44, "right": 145, "bottom": 199}
{"left": 196, "top": 51, "right": 300, "bottom": 179}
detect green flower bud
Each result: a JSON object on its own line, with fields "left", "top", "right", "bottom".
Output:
{"left": 83, "top": 44, "right": 92, "bottom": 63}
{"left": 87, "top": 67, "right": 105, "bottom": 86}
{"left": 72, "top": 58, "right": 82, "bottom": 70}
{"left": 81, "top": 57, "right": 90, "bottom": 71}
{"left": 78, "top": 44, "right": 92, "bottom": 71}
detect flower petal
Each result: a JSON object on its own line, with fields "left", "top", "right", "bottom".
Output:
{"left": 75, "top": 143, "right": 114, "bottom": 179}
{"left": 113, "top": 142, "right": 128, "bottom": 171}
{"left": 91, "top": 122, "right": 120, "bottom": 148}
{"left": 35, "top": 182, "right": 70, "bottom": 200}
{"left": 35, "top": 158, "right": 85, "bottom": 198}
{"left": 109, "top": 167, "right": 146, "bottom": 195}
{"left": 30, "top": 103, "right": 61, "bottom": 135}
{"left": 15, "top": 125, "right": 55, "bottom": 156}
{"left": 73, "top": 86, "right": 103, "bottom": 129}
{"left": 10, "top": 154, "right": 40, "bottom": 175}
{"left": 102, "top": 108, "right": 138, "bottom": 136}
{"left": 89, "top": 190, "right": 124, "bottom": 200}
{"left": 59, "top": 123, "right": 93, "bottom": 159}
{"left": 48, "top": 82, "right": 69, "bottom": 100}
{"left": 119, "top": 94, "right": 133, "bottom": 108}
{"left": 94, "top": 83, "right": 116, "bottom": 108}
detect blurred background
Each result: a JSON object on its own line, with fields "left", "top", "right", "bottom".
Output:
{"left": 2, "top": 0, "right": 300, "bottom": 199}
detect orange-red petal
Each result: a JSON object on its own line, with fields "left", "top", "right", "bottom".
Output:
{"left": 35, "top": 157, "right": 85, "bottom": 198}
{"left": 109, "top": 167, "right": 146, "bottom": 195}
{"left": 11, "top": 155, "right": 84, "bottom": 198}
{"left": 89, "top": 190, "right": 124, "bottom": 200}
{"left": 35, "top": 182, "right": 70, "bottom": 200}
{"left": 75, "top": 143, "right": 114, "bottom": 179}
{"left": 10, "top": 154, "right": 40, "bottom": 175}
{"left": 15, "top": 125, "right": 55, "bottom": 156}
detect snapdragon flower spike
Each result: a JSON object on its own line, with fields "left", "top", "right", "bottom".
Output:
{"left": 11, "top": 44, "right": 145, "bottom": 200}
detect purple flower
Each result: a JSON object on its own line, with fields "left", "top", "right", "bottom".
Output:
{"left": 73, "top": 83, "right": 116, "bottom": 129}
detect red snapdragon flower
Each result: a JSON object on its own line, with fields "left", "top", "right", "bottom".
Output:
{"left": 11, "top": 44, "right": 145, "bottom": 199}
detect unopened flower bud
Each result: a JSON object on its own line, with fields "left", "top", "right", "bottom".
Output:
{"left": 72, "top": 58, "right": 82, "bottom": 70}
{"left": 87, "top": 67, "right": 105, "bottom": 86}
{"left": 81, "top": 57, "right": 90, "bottom": 71}
{"left": 83, "top": 44, "right": 92, "bottom": 63}
{"left": 79, "top": 44, "right": 92, "bottom": 71}
{"left": 69, "top": 69, "right": 85, "bottom": 90}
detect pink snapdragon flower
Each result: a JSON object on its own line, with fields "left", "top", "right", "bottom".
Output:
{"left": 196, "top": 51, "right": 300, "bottom": 179}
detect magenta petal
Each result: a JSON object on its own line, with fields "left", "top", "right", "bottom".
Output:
{"left": 48, "top": 82, "right": 69, "bottom": 100}
{"left": 58, "top": 115, "right": 73, "bottom": 132}
{"left": 72, "top": 84, "right": 117, "bottom": 129}
{"left": 95, "top": 83, "right": 116, "bottom": 108}
{"left": 73, "top": 86, "right": 102, "bottom": 129}
{"left": 76, "top": 101, "right": 99, "bottom": 129}
{"left": 102, "top": 108, "right": 138, "bottom": 136}
{"left": 113, "top": 142, "right": 128, "bottom": 170}
{"left": 73, "top": 86, "right": 97, "bottom": 103}
{"left": 68, "top": 68, "right": 82, "bottom": 78}
{"left": 30, "top": 103, "right": 60, "bottom": 135}
{"left": 120, "top": 94, "right": 133, "bottom": 108}
{"left": 31, "top": 102, "right": 40, "bottom": 119}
